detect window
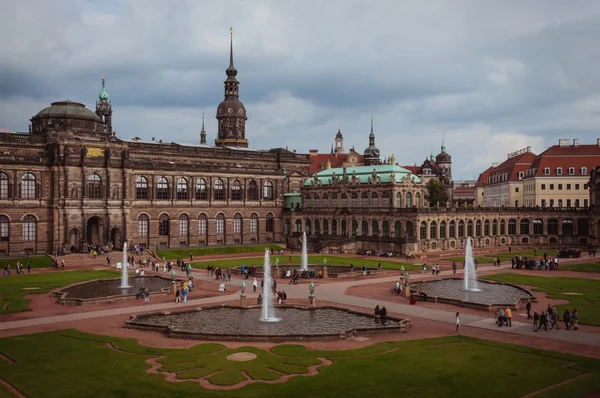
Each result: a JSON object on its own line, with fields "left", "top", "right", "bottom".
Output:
{"left": 585, "top": 199, "right": 589, "bottom": 207}
{"left": 508, "top": 219, "right": 517, "bottom": 235}
{"left": 567, "top": 184, "right": 571, "bottom": 190}
{"left": 568, "top": 167, "right": 574, "bottom": 175}
{"left": 544, "top": 168, "right": 550, "bottom": 175}
{"left": 136, "top": 176, "right": 148, "bottom": 200}
{"left": 0, "top": 172, "right": 9, "bottom": 199}
{"left": 458, "top": 221, "right": 465, "bottom": 237}
{"left": 550, "top": 184, "right": 554, "bottom": 190}
{"left": 548, "top": 219, "right": 558, "bottom": 234}
{"left": 405, "top": 192, "right": 412, "bottom": 207}
{"left": 179, "top": 214, "right": 189, "bottom": 235}
{"left": 137, "top": 214, "right": 149, "bottom": 237}
{"left": 263, "top": 181, "right": 274, "bottom": 200}
{"left": 296, "top": 219, "right": 303, "bottom": 233}
{"left": 395, "top": 192, "right": 401, "bottom": 207}
{"left": 214, "top": 179, "right": 225, "bottom": 200}
{"left": 533, "top": 219, "right": 543, "bottom": 235}
{"left": 195, "top": 178, "right": 207, "bottom": 200}
{"left": 216, "top": 214, "right": 225, "bottom": 234}
{"left": 305, "top": 194, "right": 312, "bottom": 208}
{"left": 266, "top": 213, "right": 274, "bottom": 232}
{"left": 420, "top": 222, "right": 427, "bottom": 239}
{"left": 157, "top": 177, "right": 169, "bottom": 200}
{"left": 159, "top": 214, "right": 170, "bottom": 236}
{"left": 439, "top": 221, "right": 446, "bottom": 238}
{"left": 0, "top": 215, "right": 8, "bottom": 241}
{"left": 557, "top": 167, "right": 562, "bottom": 175}
{"left": 87, "top": 173, "right": 102, "bottom": 199}
{"left": 331, "top": 193, "right": 338, "bottom": 207}
{"left": 558, "top": 184, "right": 563, "bottom": 190}
{"left": 515, "top": 187, "right": 519, "bottom": 193}
{"left": 415, "top": 192, "right": 421, "bottom": 207}
{"left": 250, "top": 214, "right": 258, "bottom": 233}
{"left": 176, "top": 178, "right": 188, "bottom": 200}
{"left": 541, "top": 184, "right": 545, "bottom": 190}
{"left": 20, "top": 172, "right": 36, "bottom": 199}
{"left": 520, "top": 219, "right": 529, "bottom": 235}
{"left": 429, "top": 221, "right": 437, "bottom": 239}
{"left": 550, "top": 199, "right": 555, "bottom": 207}
{"left": 361, "top": 192, "right": 368, "bottom": 208}
{"left": 575, "top": 199, "right": 580, "bottom": 208}
{"left": 322, "top": 194, "right": 329, "bottom": 208}
{"left": 314, "top": 195, "right": 320, "bottom": 208}
{"left": 371, "top": 192, "right": 378, "bottom": 207}
{"left": 231, "top": 180, "right": 242, "bottom": 201}
{"left": 351, "top": 193, "right": 358, "bottom": 207}
{"left": 22, "top": 215, "right": 36, "bottom": 241}
{"left": 582, "top": 167, "right": 588, "bottom": 175}
{"left": 341, "top": 193, "right": 347, "bottom": 207}
{"left": 567, "top": 199, "right": 571, "bottom": 207}
{"left": 575, "top": 184, "right": 580, "bottom": 190}
{"left": 519, "top": 172, "right": 524, "bottom": 179}
{"left": 361, "top": 220, "right": 368, "bottom": 236}
{"left": 233, "top": 213, "right": 242, "bottom": 233}
{"left": 492, "top": 220, "right": 498, "bottom": 235}
{"left": 382, "top": 192, "right": 390, "bottom": 207}
{"left": 247, "top": 180, "right": 258, "bottom": 201}
{"left": 558, "top": 199, "right": 563, "bottom": 207}
{"left": 449, "top": 221, "right": 456, "bottom": 238}
{"left": 198, "top": 214, "right": 207, "bottom": 235}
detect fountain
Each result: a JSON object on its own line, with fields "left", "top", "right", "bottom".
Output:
{"left": 463, "top": 237, "right": 480, "bottom": 292}
{"left": 301, "top": 232, "right": 308, "bottom": 271}
{"left": 120, "top": 242, "right": 130, "bottom": 288}
{"left": 260, "top": 249, "right": 280, "bottom": 322}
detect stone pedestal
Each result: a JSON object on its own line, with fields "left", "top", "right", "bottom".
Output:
{"left": 405, "top": 286, "right": 411, "bottom": 298}
{"left": 309, "top": 295, "right": 315, "bottom": 306}
{"left": 239, "top": 294, "right": 246, "bottom": 306}
{"left": 171, "top": 282, "right": 177, "bottom": 295}
{"left": 323, "top": 268, "right": 328, "bottom": 278}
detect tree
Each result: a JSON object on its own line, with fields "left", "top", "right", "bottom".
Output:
{"left": 425, "top": 179, "right": 449, "bottom": 207}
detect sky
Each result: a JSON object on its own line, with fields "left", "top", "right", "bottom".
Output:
{"left": 1, "top": 0, "right": 600, "bottom": 180}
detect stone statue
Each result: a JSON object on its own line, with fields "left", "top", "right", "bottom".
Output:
{"left": 240, "top": 281, "right": 246, "bottom": 296}
{"left": 70, "top": 186, "right": 77, "bottom": 199}
{"left": 390, "top": 172, "right": 396, "bottom": 183}
{"left": 170, "top": 269, "right": 177, "bottom": 282}
{"left": 372, "top": 168, "right": 377, "bottom": 182}
{"left": 81, "top": 146, "right": 88, "bottom": 161}
{"left": 309, "top": 281, "right": 315, "bottom": 296}
{"left": 112, "top": 186, "right": 119, "bottom": 200}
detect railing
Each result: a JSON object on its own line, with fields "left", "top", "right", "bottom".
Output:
{"left": 284, "top": 206, "right": 591, "bottom": 215}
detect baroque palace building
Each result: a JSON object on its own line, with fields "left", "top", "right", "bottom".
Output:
{"left": 0, "top": 35, "right": 310, "bottom": 255}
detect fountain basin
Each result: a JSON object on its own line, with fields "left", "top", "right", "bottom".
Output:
{"left": 126, "top": 305, "right": 411, "bottom": 342}
{"left": 409, "top": 278, "right": 535, "bottom": 311}
{"left": 54, "top": 275, "right": 176, "bottom": 306}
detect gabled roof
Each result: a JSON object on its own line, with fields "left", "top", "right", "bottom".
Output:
{"left": 305, "top": 164, "right": 420, "bottom": 186}
{"left": 476, "top": 165, "right": 495, "bottom": 187}
{"left": 525, "top": 144, "right": 600, "bottom": 177}
{"left": 309, "top": 152, "right": 364, "bottom": 174}
{"left": 486, "top": 151, "right": 536, "bottom": 184}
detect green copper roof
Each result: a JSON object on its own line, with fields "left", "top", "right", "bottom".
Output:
{"left": 304, "top": 164, "right": 421, "bottom": 187}
{"left": 35, "top": 101, "right": 101, "bottom": 121}
{"left": 99, "top": 77, "right": 109, "bottom": 101}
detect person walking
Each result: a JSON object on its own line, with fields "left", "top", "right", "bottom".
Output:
{"left": 526, "top": 299, "right": 532, "bottom": 319}
{"left": 253, "top": 278, "right": 257, "bottom": 293}
{"left": 540, "top": 311, "right": 548, "bottom": 331}
{"left": 571, "top": 309, "right": 579, "bottom": 330}
{"left": 26, "top": 262, "right": 31, "bottom": 273}
{"left": 563, "top": 309, "right": 571, "bottom": 330}
{"left": 144, "top": 288, "right": 150, "bottom": 303}
{"left": 456, "top": 312, "right": 461, "bottom": 334}
{"left": 533, "top": 310, "right": 540, "bottom": 332}
{"left": 182, "top": 287, "right": 188, "bottom": 303}
{"left": 550, "top": 307, "right": 560, "bottom": 330}
{"left": 175, "top": 287, "right": 181, "bottom": 303}
{"left": 505, "top": 307, "right": 512, "bottom": 327}
{"left": 452, "top": 262, "right": 457, "bottom": 274}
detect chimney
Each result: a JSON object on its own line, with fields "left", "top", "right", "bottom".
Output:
{"left": 492, "top": 162, "right": 499, "bottom": 167}
{"left": 526, "top": 146, "right": 531, "bottom": 152}
{"left": 558, "top": 139, "right": 570, "bottom": 147}
{"left": 573, "top": 139, "right": 579, "bottom": 147}
{"left": 309, "top": 149, "right": 318, "bottom": 156}
{"left": 597, "top": 138, "right": 600, "bottom": 146}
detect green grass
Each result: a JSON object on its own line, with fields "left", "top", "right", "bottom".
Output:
{"left": 190, "top": 255, "right": 418, "bottom": 270}
{"left": 0, "top": 255, "right": 54, "bottom": 269}
{"left": 482, "top": 273, "right": 600, "bottom": 326}
{"left": 445, "top": 256, "right": 495, "bottom": 264}
{"left": 562, "top": 263, "right": 600, "bottom": 273}
{"left": 155, "top": 244, "right": 284, "bottom": 259}
{"left": 0, "top": 270, "right": 118, "bottom": 314}
{"left": 0, "top": 330, "right": 599, "bottom": 397}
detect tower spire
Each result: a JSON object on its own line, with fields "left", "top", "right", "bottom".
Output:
{"left": 441, "top": 133, "right": 446, "bottom": 152}
{"left": 200, "top": 113, "right": 206, "bottom": 145}
{"left": 229, "top": 26, "right": 234, "bottom": 70}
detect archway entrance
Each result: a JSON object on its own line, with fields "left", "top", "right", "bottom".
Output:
{"left": 68, "top": 228, "right": 81, "bottom": 252}
{"left": 86, "top": 216, "right": 104, "bottom": 245}
{"left": 111, "top": 227, "right": 121, "bottom": 249}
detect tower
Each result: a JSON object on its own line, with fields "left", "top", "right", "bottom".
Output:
{"left": 95, "top": 76, "right": 112, "bottom": 133}
{"left": 215, "top": 28, "right": 248, "bottom": 148}
{"left": 200, "top": 113, "right": 207, "bottom": 145}
{"left": 435, "top": 134, "right": 452, "bottom": 183}
{"left": 334, "top": 125, "right": 344, "bottom": 154}
{"left": 363, "top": 118, "right": 381, "bottom": 166}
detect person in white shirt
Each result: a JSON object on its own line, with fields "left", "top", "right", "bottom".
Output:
{"left": 456, "top": 312, "right": 461, "bottom": 333}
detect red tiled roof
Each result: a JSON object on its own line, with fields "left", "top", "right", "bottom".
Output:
{"left": 454, "top": 186, "right": 475, "bottom": 193}
{"left": 309, "top": 153, "right": 365, "bottom": 174}
{"left": 476, "top": 165, "right": 494, "bottom": 187}
{"left": 486, "top": 151, "right": 536, "bottom": 184}
{"left": 402, "top": 165, "right": 421, "bottom": 174}
{"left": 526, "top": 144, "right": 600, "bottom": 177}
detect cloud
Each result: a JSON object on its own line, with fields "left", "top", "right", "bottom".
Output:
{"left": 1, "top": 0, "right": 600, "bottom": 178}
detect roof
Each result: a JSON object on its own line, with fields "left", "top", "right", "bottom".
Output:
{"left": 526, "top": 143, "right": 600, "bottom": 177}
{"left": 476, "top": 165, "right": 494, "bottom": 187}
{"left": 309, "top": 152, "right": 364, "bottom": 174}
{"left": 34, "top": 101, "right": 101, "bottom": 121}
{"left": 305, "top": 164, "right": 420, "bottom": 186}
{"left": 402, "top": 165, "right": 422, "bottom": 174}
{"left": 486, "top": 151, "right": 536, "bottom": 184}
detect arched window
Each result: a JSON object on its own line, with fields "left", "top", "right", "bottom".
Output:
{"left": 21, "top": 172, "right": 36, "bottom": 199}
{"left": 341, "top": 220, "right": 347, "bottom": 235}
{"left": 415, "top": 192, "right": 421, "bottom": 207}
{"left": 198, "top": 214, "right": 207, "bottom": 236}
{"left": 383, "top": 220, "right": 390, "bottom": 237}
{"left": 295, "top": 219, "right": 302, "bottom": 233}
{"left": 159, "top": 214, "right": 170, "bottom": 236}
{"left": 332, "top": 219, "right": 337, "bottom": 235}
{"left": 520, "top": 219, "right": 530, "bottom": 235}
{"left": 449, "top": 221, "right": 456, "bottom": 238}
{"left": 195, "top": 178, "right": 207, "bottom": 200}
{"left": 562, "top": 219, "right": 573, "bottom": 235}
{"left": 405, "top": 192, "right": 412, "bottom": 207}
{"left": 88, "top": 173, "right": 102, "bottom": 199}
{"left": 467, "top": 220, "right": 473, "bottom": 236}
{"left": 548, "top": 219, "right": 558, "bottom": 234}
{"left": 231, "top": 180, "right": 242, "bottom": 201}
{"left": 361, "top": 220, "right": 368, "bottom": 236}
{"left": 305, "top": 194, "right": 311, "bottom": 208}
{"left": 314, "top": 219, "right": 321, "bottom": 234}
{"left": 0, "top": 215, "right": 9, "bottom": 241}
{"left": 234, "top": 213, "right": 242, "bottom": 233}
{"left": 492, "top": 219, "right": 498, "bottom": 236}
{"left": 458, "top": 220, "right": 465, "bottom": 237}
{"left": 484, "top": 220, "right": 490, "bottom": 236}
{"left": 352, "top": 220, "right": 358, "bottom": 235}
{"left": 22, "top": 215, "right": 36, "bottom": 241}
{"left": 533, "top": 219, "right": 543, "bottom": 235}
{"left": 306, "top": 219, "right": 312, "bottom": 234}
{"left": 263, "top": 181, "right": 274, "bottom": 200}
{"left": 406, "top": 221, "right": 414, "bottom": 238}
{"left": 179, "top": 214, "right": 189, "bottom": 235}
{"left": 440, "top": 221, "right": 446, "bottom": 239}
{"left": 430, "top": 221, "right": 437, "bottom": 239}
{"left": 508, "top": 219, "right": 517, "bottom": 235}
{"left": 323, "top": 220, "right": 329, "bottom": 235}
{"left": 475, "top": 220, "right": 482, "bottom": 236}
{"left": 322, "top": 193, "right": 329, "bottom": 208}
{"left": 341, "top": 193, "right": 347, "bottom": 207}
{"left": 395, "top": 192, "right": 402, "bottom": 207}
{"left": 372, "top": 220, "right": 379, "bottom": 236}
{"left": 250, "top": 213, "right": 258, "bottom": 233}
{"left": 176, "top": 178, "right": 188, "bottom": 200}
{"left": 351, "top": 193, "right": 358, "bottom": 207}
{"left": 500, "top": 219, "right": 506, "bottom": 235}
{"left": 266, "top": 213, "right": 274, "bottom": 232}
{"left": 420, "top": 221, "right": 427, "bottom": 239}
{"left": 371, "top": 192, "right": 379, "bottom": 207}
{"left": 331, "top": 193, "right": 338, "bottom": 207}
{"left": 136, "top": 176, "right": 148, "bottom": 200}
{"left": 382, "top": 192, "right": 390, "bottom": 207}
{"left": 0, "top": 172, "right": 8, "bottom": 199}
{"left": 157, "top": 177, "right": 169, "bottom": 200}
{"left": 214, "top": 179, "right": 225, "bottom": 201}
{"left": 361, "top": 192, "right": 369, "bottom": 208}
{"left": 248, "top": 180, "right": 258, "bottom": 201}
{"left": 395, "top": 221, "right": 402, "bottom": 237}
{"left": 216, "top": 213, "right": 225, "bottom": 234}
{"left": 137, "top": 214, "right": 149, "bottom": 237}
{"left": 314, "top": 195, "right": 320, "bottom": 208}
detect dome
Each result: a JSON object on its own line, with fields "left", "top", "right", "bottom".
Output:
{"left": 436, "top": 151, "right": 451, "bottom": 163}
{"left": 421, "top": 157, "right": 432, "bottom": 169}
{"left": 35, "top": 101, "right": 101, "bottom": 121}
{"left": 216, "top": 99, "right": 247, "bottom": 118}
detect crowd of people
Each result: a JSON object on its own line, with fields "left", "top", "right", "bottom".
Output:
{"left": 3, "top": 261, "right": 31, "bottom": 275}
{"left": 525, "top": 300, "right": 579, "bottom": 331}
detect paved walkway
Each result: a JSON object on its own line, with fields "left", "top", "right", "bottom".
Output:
{"left": 1, "top": 263, "right": 599, "bottom": 349}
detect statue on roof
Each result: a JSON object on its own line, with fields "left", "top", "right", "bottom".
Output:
{"left": 352, "top": 169, "right": 357, "bottom": 183}
{"left": 372, "top": 168, "right": 378, "bottom": 183}
{"left": 390, "top": 172, "right": 396, "bottom": 183}
{"left": 342, "top": 167, "right": 347, "bottom": 182}
{"left": 390, "top": 153, "right": 396, "bottom": 165}
{"left": 326, "top": 159, "right": 331, "bottom": 169}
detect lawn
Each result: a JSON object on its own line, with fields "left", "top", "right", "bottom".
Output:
{"left": 445, "top": 256, "right": 495, "bottom": 264}
{"left": 190, "top": 255, "right": 418, "bottom": 271}
{"left": 155, "top": 244, "right": 284, "bottom": 259}
{"left": 0, "top": 255, "right": 54, "bottom": 269}
{"left": 0, "top": 270, "right": 118, "bottom": 314}
{"left": 0, "top": 330, "right": 599, "bottom": 397}
{"left": 482, "top": 273, "right": 600, "bottom": 326}
{"left": 562, "top": 263, "right": 600, "bottom": 273}
{"left": 445, "top": 249, "right": 555, "bottom": 264}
